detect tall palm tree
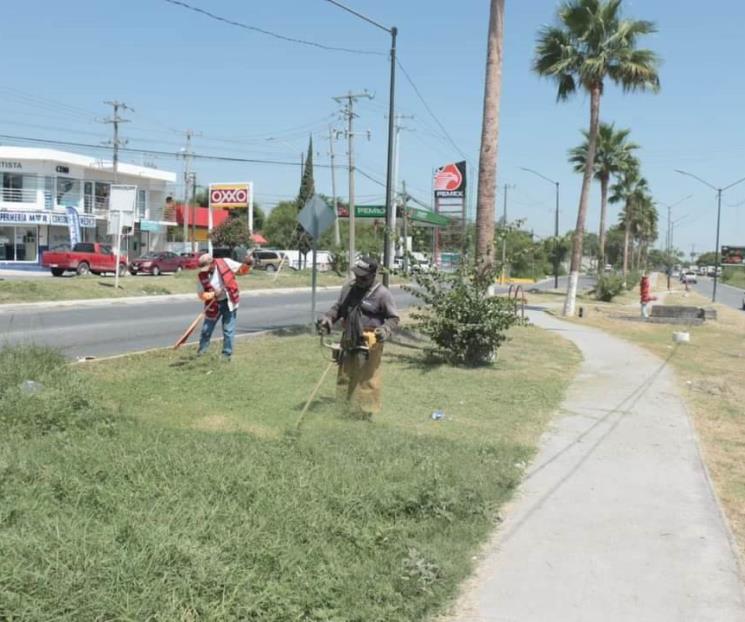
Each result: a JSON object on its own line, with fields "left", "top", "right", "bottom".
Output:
{"left": 533, "top": 0, "right": 660, "bottom": 316}
{"left": 611, "top": 160, "right": 650, "bottom": 285}
{"left": 568, "top": 122, "right": 638, "bottom": 271}
{"left": 475, "top": 0, "right": 505, "bottom": 271}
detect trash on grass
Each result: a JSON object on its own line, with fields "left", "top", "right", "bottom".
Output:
{"left": 431, "top": 410, "right": 444, "bottom": 421}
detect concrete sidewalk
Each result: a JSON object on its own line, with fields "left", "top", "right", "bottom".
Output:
{"left": 449, "top": 310, "right": 745, "bottom": 621}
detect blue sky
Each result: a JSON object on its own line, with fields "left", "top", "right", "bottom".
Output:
{"left": 3, "top": 0, "right": 745, "bottom": 256}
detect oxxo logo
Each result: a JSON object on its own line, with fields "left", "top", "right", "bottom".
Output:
{"left": 210, "top": 186, "right": 249, "bottom": 206}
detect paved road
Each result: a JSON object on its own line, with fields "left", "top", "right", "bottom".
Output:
{"left": 0, "top": 275, "right": 588, "bottom": 359}
{"left": 692, "top": 276, "right": 744, "bottom": 311}
{"left": 0, "top": 288, "right": 421, "bottom": 359}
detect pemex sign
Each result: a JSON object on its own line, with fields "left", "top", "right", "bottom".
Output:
{"left": 209, "top": 182, "right": 252, "bottom": 209}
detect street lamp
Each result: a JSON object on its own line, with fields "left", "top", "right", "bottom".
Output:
{"left": 520, "top": 167, "right": 560, "bottom": 288}
{"left": 674, "top": 169, "right": 745, "bottom": 302}
{"left": 657, "top": 194, "right": 692, "bottom": 289}
{"left": 325, "top": 0, "right": 397, "bottom": 287}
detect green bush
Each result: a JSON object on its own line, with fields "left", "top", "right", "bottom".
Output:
{"left": 406, "top": 261, "right": 520, "bottom": 366}
{"left": 0, "top": 345, "right": 115, "bottom": 437}
{"left": 329, "top": 245, "right": 349, "bottom": 276}
{"left": 625, "top": 269, "right": 642, "bottom": 291}
{"left": 595, "top": 274, "right": 625, "bottom": 302}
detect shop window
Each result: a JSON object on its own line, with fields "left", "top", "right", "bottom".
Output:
{"left": 2, "top": 174, "right": 37, "bottom": 203}
{"left": 137, "top": 189, "right": 147, "bottom": 219}
{"left": 56, "top": 177, "right": 81, "bottom": 207}
{"left": 95, "top": 182, "right": 110, "bottom": 211}
{"left": 83, "top": 182, "right": 94, "bottom": 214}
{"left": 0, "top": 226, "right": 37, "bottom": 261}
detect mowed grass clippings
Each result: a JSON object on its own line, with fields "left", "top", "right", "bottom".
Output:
{"left": 563, "top": 280, "right": 745, "bottom": 559}
{"left": 0, "top": 326, "right": 580, "bottom": 621}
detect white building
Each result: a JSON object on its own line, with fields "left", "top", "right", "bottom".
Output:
{"left": 0, "top": 146, "right": 177, "bottom": 266}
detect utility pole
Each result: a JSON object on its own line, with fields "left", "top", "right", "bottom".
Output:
{"left": 328, "top": 125, "right": 341, "bottom": 246}
{"left": 181, "top": 129, "right": 194, "bottom": 250}
{"left": 500, "top": 183, "right": 514, "bottom": 283}
{"left": 102, "top": 100, "right": 133, "bottom": 183}
{"left": 401, "top": 180, "right": 409, "bottom": 274}
{"left": 388, "top": 113, "right": 414, "bottom": 269}
{"left": 333, "top": 90, "right": 373, "bottom": 276}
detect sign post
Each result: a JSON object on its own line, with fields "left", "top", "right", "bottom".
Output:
{"left": 109, "top": 185, "right": 137, "bottom": 290}
{"left": 298, "top": 195, "right": 336, "bottom": 324}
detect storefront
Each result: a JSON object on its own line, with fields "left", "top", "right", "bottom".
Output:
{"left": 0, "top": 147, "right": 176, "bottom": 267}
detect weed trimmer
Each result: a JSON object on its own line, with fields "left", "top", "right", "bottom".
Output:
{"left": 173, "top": 299, "right": 217, "bottom": 350}
{"left": 294, "top": 328, "right": 379, "bottom": 430}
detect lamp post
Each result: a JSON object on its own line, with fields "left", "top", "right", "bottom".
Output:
{"left": 520, "top": 167, "right": 560, "bottom": 288}
{"left": 324, "top": 0, "right": 397, "bottom": 286}
{"left": 657, "top": 194, "right": 692, "bottom": 290}
{"left": 674, "top": 170, "right": 745, "bottom": 302}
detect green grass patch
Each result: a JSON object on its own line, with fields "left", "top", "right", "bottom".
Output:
{"left": 0, "top": 270, "right": 364, "bottom": 304}
{"left": 0, "top": 327, "right": 580, "bottom": 620}
{"left": 722, "top": 267, "right": 745, "bottom": 289}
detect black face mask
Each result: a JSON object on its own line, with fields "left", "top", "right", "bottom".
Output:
{"left": 354, "top": 273, "right": 375, "bottom": 289}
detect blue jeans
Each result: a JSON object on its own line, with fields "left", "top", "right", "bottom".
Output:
{"left": 198, "top": 299, "right": 236, "bottom": 357}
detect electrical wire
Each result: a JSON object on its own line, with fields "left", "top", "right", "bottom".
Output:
{"left": 162, "top": 0, "right": 384, "bottom": 56}
{"left": 396, "top": 59, "right": 470, "bottom": 162}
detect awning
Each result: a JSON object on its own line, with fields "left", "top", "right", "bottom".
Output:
{"left": 251, "top": 233, "right": 268, "bottom": 245}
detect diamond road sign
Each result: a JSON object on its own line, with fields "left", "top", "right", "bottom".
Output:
{"left": 297, "top": 195, "right": 336, "bottom": 239}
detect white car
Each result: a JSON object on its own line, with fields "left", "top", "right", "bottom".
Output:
{"left": 682, "top": 271, "right": 698, "bottom": 284}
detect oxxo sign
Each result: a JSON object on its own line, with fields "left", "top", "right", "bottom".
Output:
{"left": 209, "top": 183, "right": 252, "bottom": 209}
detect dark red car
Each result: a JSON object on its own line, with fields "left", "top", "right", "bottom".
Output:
{"left": 129, "top": 251, "right": 185, "bottom": 276}
{"left": 179, "top": 251, "right": 202, "bottom": 270}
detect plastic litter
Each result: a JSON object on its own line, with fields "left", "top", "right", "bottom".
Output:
{"left": 19, "top": 380, "right": 44, "bottom": 395}
{"left": 431, "top": 410, "right": 444, "bottom": 421}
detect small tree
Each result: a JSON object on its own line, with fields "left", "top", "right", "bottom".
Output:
{"left": 264, "top": 201, "right": 300, "bottom": 249}
{"left": 406, "top": 260, "right": 520, "bottom": 366}
{"left": 210, "top": 216, "right": 252, "bottom": 249}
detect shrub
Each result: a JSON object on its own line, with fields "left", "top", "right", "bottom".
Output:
{"left": 405, "top": 261, "right": 520, "bottom": 366}
{"left": 0, "top": 345, "right": 115, "bottom": 437}
{"left": 329, "top": 246, "right": 349, "bottom": 276}
{"left": 625, "top": 269, "right": 642, "bottom": 291}
{"left": 595, "top": 274, "right": 625, "bottom": 302}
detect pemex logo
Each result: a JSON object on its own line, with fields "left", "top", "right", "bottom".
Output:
{"left": 434, "top": 163, "right": 463, "bottom": 192}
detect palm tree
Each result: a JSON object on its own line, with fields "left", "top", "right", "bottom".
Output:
{"left": 533, "top": 0, "right": 660, "bottom": 316}
{"left": 568, "top": 122, "right": 638, "bottom": 271}
{"left": 611, "top": 160, "right": 650, "bottom": 286}
{"left": 475, "top": 0, "right": 505, "bottom": 271}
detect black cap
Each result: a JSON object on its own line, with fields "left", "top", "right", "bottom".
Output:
{"left": 352, "top": 256, "right": 378, "bottom": 277}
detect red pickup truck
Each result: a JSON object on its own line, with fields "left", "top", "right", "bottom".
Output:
{"left": 42, "top": 242, "right": 128, "bottom": 277}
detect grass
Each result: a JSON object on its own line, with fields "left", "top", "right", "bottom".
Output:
{"left": 561, "top": 275, "right": 745, "bottom": 561}
{"left": 722, "top": 267, "right": 745, "bottom": 289}
{"left": 0, "top": 324, "right": 580, "bottom": 621}
{"left": 0, "top": 270, "right": 358, "bottom": 304}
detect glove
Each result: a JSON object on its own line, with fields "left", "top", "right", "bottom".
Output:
{"left": 200, "top": 291, "right": 216, "bottom": 302}
{"left": 374, "top": 325, "right": 391, "bottom": 342}
{"left": 316, "top": 316, "right": 333, "bottom": 335}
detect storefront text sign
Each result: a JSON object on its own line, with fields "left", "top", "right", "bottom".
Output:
{"left": 0, "top": 210, "right": 95, "bottom": 228}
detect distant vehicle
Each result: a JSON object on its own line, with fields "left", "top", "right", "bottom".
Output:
{"left": 251, "top": 249, "right": 288, "bottom": 272}
{"left": 604, "top": 263, "right": 613, "bottom": 273}
{"left": 706, "top": 266, "right": 721, "bottom": 277}
{"left": 179, "top": 251, "right": 201, "bottom": 270}
{"left": 42, "top": 242, "right": 127, "bottom": 277}
{"left": 682, "top": 270, "right": 698, "bottom": 284}
{"left": 698, "top": 266, "right": 708, "bottom": 276}
{"left": 393, "top": 252, "right": 431, "bottom": 274}
{"left": 129, "top": 251, "right": 185, "bottom": 276}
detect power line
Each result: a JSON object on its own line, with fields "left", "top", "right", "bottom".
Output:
{"left": 0, "top": 132, "right": 349, "bottom": 169}
{"left": 162, "top": 0, "right": 384, "bottom": 56}
{"left": 396, "top": 59, "right": 469, "bottom": 161}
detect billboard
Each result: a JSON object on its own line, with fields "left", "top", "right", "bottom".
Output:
{"left": 434, "top": 161, "right": 467, "bottom": 199}
{"left": 209, "top": 182, "right": 252, "bottom": 209}
{"left": 721, "top": 246, "right": 745, "bottom": 265}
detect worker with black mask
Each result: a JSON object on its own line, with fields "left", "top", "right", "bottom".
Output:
{"left": 317, "top": 256, "right": 399, "bottom": 419}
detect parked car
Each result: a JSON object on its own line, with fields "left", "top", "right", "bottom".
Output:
{"left": 179, "top": 251, "right": 202, "bottom": 270}
{"left": 42, "top": 242, "right": 127, "bottom": 277}
{"left": 129, "top": 251, "right": 185, "bottom": 276}
{"left": 251, "top": 249, "right": 288, "bottom": 272}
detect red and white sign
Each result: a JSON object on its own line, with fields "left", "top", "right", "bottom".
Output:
{"left": 209, "top": 182, "right": 252, "bottom": 209}
{"left": 434, "top": 163, "right": 463, "bottom": 192}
